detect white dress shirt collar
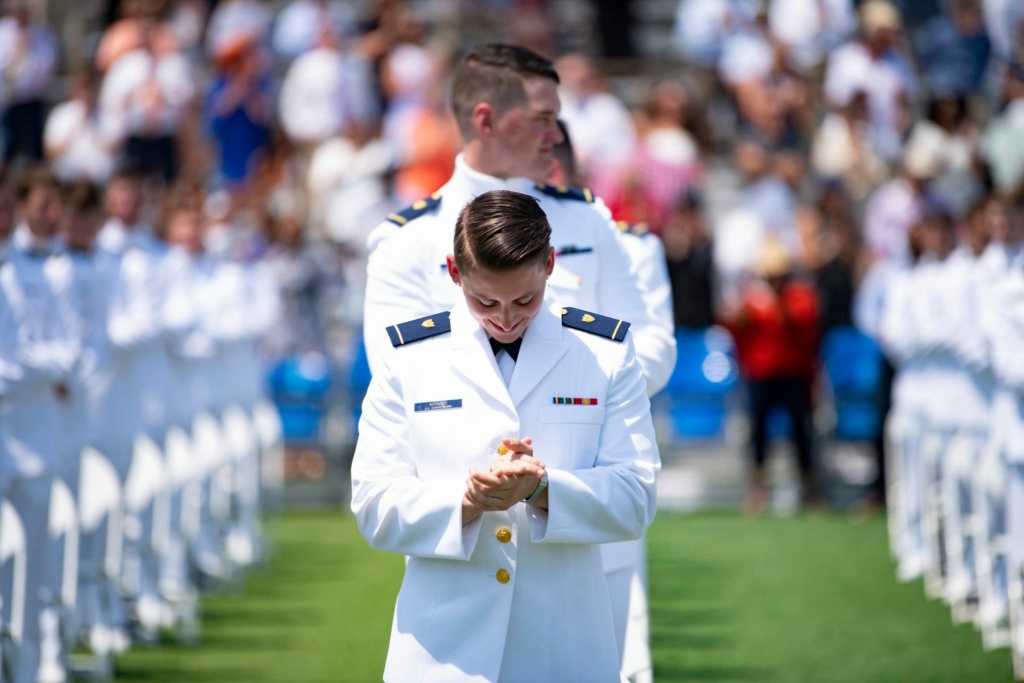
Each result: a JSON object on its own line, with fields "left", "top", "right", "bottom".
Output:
{"left": 449, "top": 154, "right": 538, "bottom": 199}
{"left": 12, "top": 222, "right": 60, "bottom": 257}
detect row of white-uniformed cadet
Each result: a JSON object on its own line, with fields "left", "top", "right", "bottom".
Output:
{"left": 860, "top": 223, "right": 1024, "bottom": 678}
{"left": 0, "top": 185, "right": 284, "bottom": 683}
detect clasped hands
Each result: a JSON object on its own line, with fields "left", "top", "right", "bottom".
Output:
{"left": 464, "top": 437, "right": 545, "bottom": 513}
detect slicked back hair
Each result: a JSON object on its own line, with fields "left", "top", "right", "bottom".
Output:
{"left": 450, "top": 44, "right": 559, "bottom": 140}
{"left": 454, "top": 190, "right": 551, "bottom": 274}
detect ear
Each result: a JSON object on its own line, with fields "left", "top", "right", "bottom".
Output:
{"left": 544, "top": 246, "right": 555, "bottom": 277}
{"left": 446, "top": 254, "right": 461, "bottom": 285}
{"left": 472, "top": 102, "right": 495, "bottom": 138}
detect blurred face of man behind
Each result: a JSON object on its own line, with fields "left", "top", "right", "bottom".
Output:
{"left": 22, "top": 183, "right": 62, "bottom": 239}
{"left": 477, "top": 77, "right": 563, "bottom": 181}
{"left": 105, "top": 178, "right": 143, "bottom": 227}
{"left": 446, "top": 249, "right": 554, "bottom": 344}
{"left": 62, "top": 204, "right": 103, "bottom": 251}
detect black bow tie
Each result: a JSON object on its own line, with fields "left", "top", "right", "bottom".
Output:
{"left": 489, "top": 336, "right": 522, "bottom": 362}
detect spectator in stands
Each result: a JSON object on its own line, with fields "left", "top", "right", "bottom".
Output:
{"left": 912, "top": 0, "right": 990, "bottom": 101}
{"left": 204, "top": 0, "right": 272, "bottom": 59}
{"left": 663, "top": 189, "right": 715, "bottom": 329}
{"left": 767, "top": 0, "right": 856, "bottom": 75}
{"left": 0, "top": 1, "right": 58, "bottom": 165}
{"left": 271, "top": 0, "right": 355, "bottom": 61}
{"left": 823, "top": 0, "right": 915, "bottom": 163}
{"left": 93, "top": 0, "right": 174, "bottom": 73}
{"left": 673, "top": 0, "right": 758, "bottom": 69}
{"left": 720, "top": 236, "right": 821, "bottom": 515}
{"left": 277, "top": 25, "right": 378, "bottom": 149}
{"left": 810, "top": 90, "right": 890, "bottom": 206}
{"left": 980, "top": 61, "right": 1024, "bottom": 202}
{"left": 44, "top": 70, "right": 119, "bottom": 185}
{"left": 720, "top": 1, "right": 812, "bottom": 147}
{"left": 592, "top": 79, "right": 703, "bottom": 235}
{"left": 204, "top": 33, "right": 274, "bottom": 193}
{"left": 380, "top": 42, "right": 457, "bottom": 204}
{"left": 863, "top": 121, "right": 946, "bottom": 261}
{"left": 555, "top": 53, "right": 637, "bottom": 184}
{"left": 808, "top": 182, "right": 865, "bottom": 335}
{"left": 98, "top": 12, "right": 195, "bottom": 182}
{"left": 919, "top": 96, "right": 985, "bottom": 217}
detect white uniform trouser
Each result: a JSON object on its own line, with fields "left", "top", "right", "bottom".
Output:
{"left": 973, "top": 437, "right": 1009, "bottom": 632}
{"left": 942, "top": 428, "right": 986, "bottom": 605}
{"left": 2, "top": 476, "right": 58, "bottom": 683}
{"left": 1008, "top": 464, "right": 1024, "bottom": 673}
{"left": 892, "top": 411, "right": 926, "bottom": 575}
{"left": 921, "top": 425, "right": 955, "bottom": 597}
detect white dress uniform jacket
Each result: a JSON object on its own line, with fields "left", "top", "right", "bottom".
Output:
{"left": 0, "top": 230, "right": 78, "bottom": 480}
{"left": 985, "top": 250, "right": 1024, "bottom": 463}
{"left": 352, "top": 300, "right": 661, "bottom": 683}
{"left": 363, "top": 155, "right": 677, "bottom": 396}
{"left": 915, "top": 248, "right": 991, "bottom": 431}
{"left": 45, "top": 248, "right": 109, "bottom": 484}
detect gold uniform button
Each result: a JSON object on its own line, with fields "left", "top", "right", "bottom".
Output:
{"left": 496, "top": 569, "right": 510, "bottom": 584}
{"left": 497, "top": 443, "right": 509, "bottom": 456}
{"left": 496, "top": 527, "right": 512, "bottom": 543}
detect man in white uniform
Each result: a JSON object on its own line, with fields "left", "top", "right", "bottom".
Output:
{"left": 361, "top": 45, "right": 676, "bottom": 680}
{"left": 352, "top": 190, "right": 660, "bottom": 683}
{"left": 543, "top": 119, "right": 670, "bottom": 682}
{"left": 2, "top": 167, "right": 79, "bottom": 683}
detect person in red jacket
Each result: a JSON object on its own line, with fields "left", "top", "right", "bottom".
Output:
{"left": 721, "top": 237, "right": 822, "bottom": 515}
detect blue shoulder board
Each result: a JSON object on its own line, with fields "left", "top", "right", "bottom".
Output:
{"left": 386, "top": 192, "right": 442, "bottom": 226}
{"left": 534, "top": 183, "right": 595, "bottom": 203}
{"left": 616, "top": 220, "right": 651, "bottom": 237}
{"left": 386, "top": 311, "right": 452, "bottom": 347}
{"left": 560, "top": 307, "right": 630, "bottom": 342}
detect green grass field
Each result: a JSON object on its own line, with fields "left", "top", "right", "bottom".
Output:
{"left": 115, "top": 511, "right": 1015, "bottom": 683}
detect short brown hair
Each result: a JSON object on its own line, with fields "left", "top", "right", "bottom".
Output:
{"left": 62, "top": 181, "right": 102, "bottom": 215}
{"left": 14, "top": 165, "right": 59, "bottom": 201}
{"left": 450, "top": 44, "right": 559, "bottom": 139}
{"left": 454, "top": 190, "right": 551, "bottom": 274}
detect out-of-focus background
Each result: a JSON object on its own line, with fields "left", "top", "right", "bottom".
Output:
{"left": 2, "top": 0, "right": 1024, "bottom": 680}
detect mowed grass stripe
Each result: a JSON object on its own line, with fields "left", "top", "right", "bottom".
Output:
{"left": 115, "top": 512, "right": 1014, "bottom": 682}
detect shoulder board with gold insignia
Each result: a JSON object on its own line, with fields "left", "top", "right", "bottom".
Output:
{"left": 386, "top": 193, "right": 443, "bottom": 226}
{"left": 616, "top": 220, "right": 651, "bottom": 238}
{"left": 534, "top": 183, "right": 594, "bottom": 203}
{"left": 560, "top": 307, "right": 630, "bottom": 342}
{"left": 386, "top": 311, "right": 451, "bottom": 347}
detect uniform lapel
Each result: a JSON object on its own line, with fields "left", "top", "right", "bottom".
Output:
{"left": 447, "top": 301, "right": 518, "bottom": 416}
{"left": 508, "top": 302, "right": 568, "bottom": 407}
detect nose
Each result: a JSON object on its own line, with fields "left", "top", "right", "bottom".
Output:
{"left": 497, "top": 306, "right": 515, "bottom": 330}
{"left": 548, "top": 119, "right": 564, "bottom": 144}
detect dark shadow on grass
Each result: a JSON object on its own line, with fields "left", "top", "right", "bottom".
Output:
{"left": 653, "top": 663, "right": 774, "bottom": 682}
{"left": 651, "top": 630, "right": 729, "bottom": 649}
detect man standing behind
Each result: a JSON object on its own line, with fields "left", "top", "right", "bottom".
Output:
{"left": 362, "top": 44, "right": 676, "bottom": 682}
{"left": 363, "top": 43, "right": 675, "bottom": 393}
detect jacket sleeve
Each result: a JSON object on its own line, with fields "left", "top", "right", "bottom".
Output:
{"left": 362, "top": 221, "right": 433, "bottom": 376}
{"left": 592, "top": 214, "right": 677, "bottom": 396}
{"left": 350, "top": 349, "right": 483, "bottom": 561}
{"left": 528, "top": 335, "right": 661, "bottom": 545}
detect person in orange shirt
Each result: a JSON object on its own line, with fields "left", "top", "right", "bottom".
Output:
{"left": 721, "top": 237, "right": 822, "bottom": 515}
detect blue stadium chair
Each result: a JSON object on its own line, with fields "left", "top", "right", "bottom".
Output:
{"left": 660, "top": 326, "right": 740, "bottom": 441}
{"left": 820, "top": 326, "right": 884, "bottom": 441}
{"left": 348, "top": 340, "right": 373, "bottom": 430}
{"left": 268, "top": 353, "right": 333, "bottom": 442}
